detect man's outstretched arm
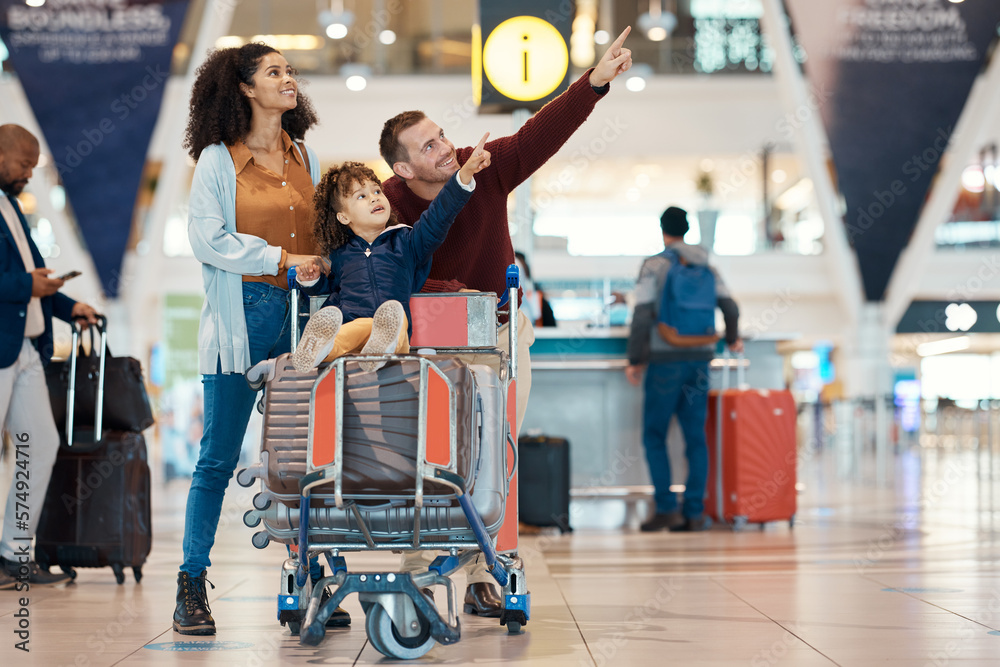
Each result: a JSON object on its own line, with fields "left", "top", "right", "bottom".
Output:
{"left": 491, "top": 26, "right": 633, "bottom": 193}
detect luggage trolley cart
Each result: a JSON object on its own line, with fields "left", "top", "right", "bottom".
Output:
{"left": 238, "top": 266, "right": 530, "bottom": 659}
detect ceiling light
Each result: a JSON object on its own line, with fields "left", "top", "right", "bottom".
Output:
{"left": 916, "top": 336, "right": 970, "bottom": 357}
{"left": 945, "top": 303, "right": 977, "bottom": 332}
{"left": 625, "top": 63, "right": 653, "bottom": 92}
{"left": 326, "top": 23, "right": 349, "bottom": 39}
{"left": 594, "top": 30, "right": 610, "bottom": 45}
{"left": 341, "top": 63, "right": 370, "bottom": 92}
{"left": 319, "top": 3, "right": 354, "bottom": 40}
{"left": 638, "top": 1, "right": 677, "bottom": 42}
{"left": 961, "top": 165, "right": 985, "bottom": 193}
{"left": 378, "top": 30, "right": 396, "bottom": 45}
{"left": 625, "top": 76, "right": 646, "bottom": 92}
{"left": 26, "top": 0, "right": 45, "bottom": 6}
{"left": 771, "top": 169, "right": 787, "bottom": 184}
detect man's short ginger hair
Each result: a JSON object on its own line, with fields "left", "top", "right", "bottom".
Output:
{"left": 379, "top": 110, "right": 426, "bottom": 174}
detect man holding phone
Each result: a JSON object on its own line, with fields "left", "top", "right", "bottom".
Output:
{"left": 0, "top": 124, "right": 98, "bottom": 588}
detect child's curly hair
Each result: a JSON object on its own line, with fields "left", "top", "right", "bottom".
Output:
{"left": 313, "top": 162, "right": 396, "bottom": 255}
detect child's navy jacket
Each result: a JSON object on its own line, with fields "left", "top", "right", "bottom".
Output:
{"left": 303, "top": 173, "right": 473, "bottom": 334}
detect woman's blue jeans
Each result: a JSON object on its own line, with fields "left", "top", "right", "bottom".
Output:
{"left": 641, "top": 360, "right": 711, "bottom": 518}
{"left": 181, "top": 282, "right": 293, "bottom": 576}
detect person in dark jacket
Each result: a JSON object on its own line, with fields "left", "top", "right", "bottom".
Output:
{"left": 289, "top": 135, "right": 490, "bottom": 372}
{"left": 0, "top": 124, "right": 99, "bottom": 589}
{"left": 626, "top": 206, "right": 742, "bottom": 532}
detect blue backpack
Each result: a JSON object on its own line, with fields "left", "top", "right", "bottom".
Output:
{"left": 657, "top": 248, "right": 717, "bottom": 344}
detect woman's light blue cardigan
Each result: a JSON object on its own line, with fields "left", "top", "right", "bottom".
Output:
{"left": 187, "top": 141, "right": 320, "bottom": 375}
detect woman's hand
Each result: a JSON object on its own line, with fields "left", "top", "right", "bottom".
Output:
{"left": 285, "top": 254, "right": 324, "bottom": 280}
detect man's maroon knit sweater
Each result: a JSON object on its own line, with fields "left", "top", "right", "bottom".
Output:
{"left": 383, "top": 71, "right": 608, "bottom": 300}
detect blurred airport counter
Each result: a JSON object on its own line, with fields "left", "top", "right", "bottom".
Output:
{"left": 521, "top": 325, "right": 791, "bottom": 529}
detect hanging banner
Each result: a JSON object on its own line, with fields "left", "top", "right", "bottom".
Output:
{"left": 0, "top": 0, "right": 190, "bottom": 297}
{"left": 783, "top": 0, "right": 1000, "bottom": 301}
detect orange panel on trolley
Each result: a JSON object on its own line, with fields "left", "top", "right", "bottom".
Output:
{"left": 311, "top": 369, "right": 338, "bottom": 469}
{"left": 424, "top": 370, "right": 452, "bottom": 468}
{"left": 496, "top": 380, "right": 518, "bottom": 553}
{"left": 409, "top": 296, "right": 469, "bottom": 347}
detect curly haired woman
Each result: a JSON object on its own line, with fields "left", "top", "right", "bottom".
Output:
{"left": 174, "top": 42, "right": 331, "bottom": 635}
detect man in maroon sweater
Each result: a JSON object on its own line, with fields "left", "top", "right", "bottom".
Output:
{"left": 380, "top": 27, "right": 633, "bottom": 616}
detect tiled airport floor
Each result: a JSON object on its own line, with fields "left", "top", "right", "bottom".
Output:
{"left": 2, "top": 446, "right": 1000, "bottom": 666}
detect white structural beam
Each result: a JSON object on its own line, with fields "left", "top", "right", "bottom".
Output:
{"left": 760, "top": 0, "right": 864, "bottom": 329}
{"left": 121, "top": 0, "right": 236, "bottom": 356}
{"left": 883, "top": 48, "right": 1000, "bottom": 329}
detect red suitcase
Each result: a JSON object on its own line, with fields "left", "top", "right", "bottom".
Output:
{"left": 705, "top": 385, "right": 797, "bottom": 529}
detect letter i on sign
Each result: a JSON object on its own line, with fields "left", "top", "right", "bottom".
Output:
{"left": 523, "top": 35, "right": 529, "bottom": 82}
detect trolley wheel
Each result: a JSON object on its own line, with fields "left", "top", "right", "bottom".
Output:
{"left": 365, "top": 604, "right": 434, "bottom": 660}
{"left": 789, "top": 515, "right": 796, "bottom": 529}
{"left": 111, "top": 563, "right": 125, "bottom": 585}
{"left": 732, "top": 516, "right": 748, "bottom": 531}
{"left": 133, "top": 566, "right": 142, "bottom": 583}
{"left": 236, "top": 467, "right": 255, "bottom": 487}
{"left": 251, "top": 531, "right": 270, "bottom": 549}
{"left": 62, "top": 566, "right": 77, "bottom": 580}
{"left": 287, "top": 620, "right": 301, "bottom": 636}
{"left": 506, "top": 621, "right": 522, "bottom": 634}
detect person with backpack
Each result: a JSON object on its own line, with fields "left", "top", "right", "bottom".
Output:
{"left": 625, "top": 206, "right": 742, "bottom": 532}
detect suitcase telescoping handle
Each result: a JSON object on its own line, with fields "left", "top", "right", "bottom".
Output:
{"left": 66, "top": 314, "right": 108, "bottom": 445}
{"left": 714, "top": 348, "right": 747, "bottom": 521}
{"left": 500, "top": 263, "right": 520, "bottom": 382}
{"left": 719, "top": 347, "right": 747, "bottom": 391}
{"left": 287, "top": 266, "right": 301, "bottom": 353}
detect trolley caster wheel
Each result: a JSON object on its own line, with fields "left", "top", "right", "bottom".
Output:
{"left": 61, "top": 566, "right": 77, "bottom": 580}
{"left": 251, "top": 531, "right": 270, "bottom": 549}
{"left": 731, "top": 516, "right": 748, "bottom": 531}
{"left": 133, "top": 566, "right": 142, "bottom": 583}
{"left": 243, "top": 510, "right": 262, "bottom": 528}
{"left": 365, "top": 604, "right": 434, "bottom": 660}
{"left": 111, "top": 563, "right": 125, "bottom": 585}
{"left": 287, "top": 620, "right": 301, "bottom": 636}
{"left": 789, "top": 515, "right": 796, "bottom": 529}
{"left": 236, "top": 467, "right": 255, "bottom": 487}
{"left": 506, "top": 621, "right": 522, "bottom": 634}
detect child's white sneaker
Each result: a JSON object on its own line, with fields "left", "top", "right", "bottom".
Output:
{"left": 246, "top": 358, "right": 277, "bottom": 391}
{"left": 359, "top": 300, "right": 405, "bottom": 372}
{"left": 292, "top": 306, "right": 343, "bottom": 373}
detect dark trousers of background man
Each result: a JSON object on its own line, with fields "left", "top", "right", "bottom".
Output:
{"left": 641, "top": 360, "right": 710, "bottom": 519}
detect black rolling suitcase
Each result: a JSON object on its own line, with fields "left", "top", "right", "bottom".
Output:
{"left": 518, "top": 435, "right": 572, "bottom": 533}
{"left": 35, "top": 319, "right": 152, "bottom": 584}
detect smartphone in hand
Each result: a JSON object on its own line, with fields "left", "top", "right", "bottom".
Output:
{"left": 57, "top": 270, "right": 81, "bottom": 281}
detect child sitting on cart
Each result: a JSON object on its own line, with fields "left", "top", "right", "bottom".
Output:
{"left": 288, "top": 133, "right": 490, "bottom": 373}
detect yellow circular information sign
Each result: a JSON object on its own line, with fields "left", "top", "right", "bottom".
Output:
{"left": 482, "top": 16, "right": 569, "bottom": 102}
